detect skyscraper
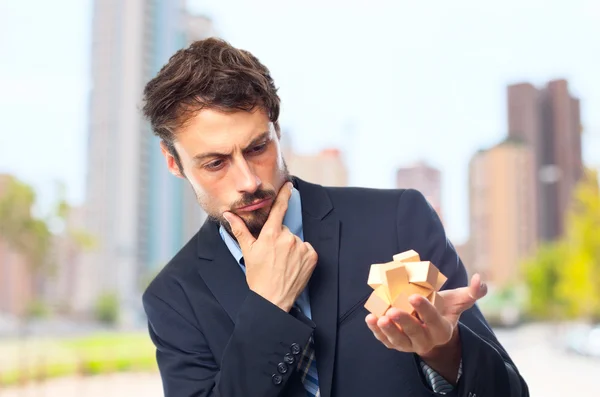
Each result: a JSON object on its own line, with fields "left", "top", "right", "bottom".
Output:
{"left": 395, "top": 161, "right": 443, "bottom": 223}
{"left": 468, "top": 139, "right": 537, "bottom": 288}
{"left": 84, "top": 0, "right": 213, "bottom": 324}
{"left": 507, "top": 79, "right": 583, "bottom": 242}
{"left": 144, "top": 11, "right": 214, "bottom": 279}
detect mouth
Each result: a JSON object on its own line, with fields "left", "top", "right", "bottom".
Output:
{"left": 235, "top": 197, "right": 273, "bottom": 212}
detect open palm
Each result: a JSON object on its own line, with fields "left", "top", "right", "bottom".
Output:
{"left": 365, "top": 273, "right": 488, "bottom": 356}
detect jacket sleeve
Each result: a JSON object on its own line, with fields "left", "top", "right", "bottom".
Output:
{"left": 142, "top": 284, "right": 315, "bottom": 397}
{"left": 396, "top": 188, "right": 529, "bottom": 397}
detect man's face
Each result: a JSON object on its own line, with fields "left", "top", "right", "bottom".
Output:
{"left": 161, "top": 108, "right": 290, "bottom": 238}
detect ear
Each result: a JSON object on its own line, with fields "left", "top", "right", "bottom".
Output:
{"left": 160, "top": 141, "right": 185, "bottom": 179}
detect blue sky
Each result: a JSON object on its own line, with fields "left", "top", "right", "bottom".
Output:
{"left": 0, "top": 0, "right": 598, "bottom": 244}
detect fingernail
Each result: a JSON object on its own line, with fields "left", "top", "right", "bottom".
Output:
{"left": 409, "top": 295, "right": 420, "bottom": 304}
{"left": 222, "top": 212, "right": 231, "bottom": 226}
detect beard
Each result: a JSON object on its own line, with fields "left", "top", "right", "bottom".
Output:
{"left": 200, "top": 162, "right": 292, "bottom": 240}
{"left": 214, "top": 188, "right": 276, "bottom": 238}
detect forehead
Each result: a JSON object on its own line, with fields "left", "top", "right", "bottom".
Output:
{"left": 175, "top": 108, "right": 272, "bottom": 155}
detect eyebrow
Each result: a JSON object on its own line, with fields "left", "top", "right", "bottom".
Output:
{"left": 192, "top": 131, "right": 271, "bottom": 164}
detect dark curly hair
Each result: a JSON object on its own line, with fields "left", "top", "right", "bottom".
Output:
{"left": 142, "top": 37, "right": 281, "bottom": 173}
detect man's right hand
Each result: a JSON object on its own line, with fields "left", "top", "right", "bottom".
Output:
{"left": 223, "top": 182, "right": 318, "bottom": 312}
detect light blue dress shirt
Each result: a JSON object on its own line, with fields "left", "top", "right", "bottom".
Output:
{"left": 218, "top": 186, "right": 312, "bottom": 319}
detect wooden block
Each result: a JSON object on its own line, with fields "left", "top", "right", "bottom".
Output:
{"left": 369, "top": 261, "right": 406, "bottom": 289}
{"left": 373, "top": 284, "right": 391, "bottom": 302}
{"left": 392, "top": 249, "right": 420, "bottom": 263}
{"left": 427, "top": 291, "right": 445, "bottom": 313}
{"left": 390, "top": 283, "right": 432, "bottom": 315}
{"left": 364, "top": 285, "right": 391, "bottom": 317}
{"left": 367, "top": 263, "right": 391, "bottom": 289}
{"left": 434, "top": 271, "right": 447, "bottom": 291}
{"left": 404, "top": 282, "right": 433, "bottom": 298}
{"left": 384, "top": 265, "right": 409, "bottom": 299}
{"left": 391, "top": 290, "right": 414, "bottom": 314}
{"left": 405, "top": 261, "right": 439, "bottom": 289}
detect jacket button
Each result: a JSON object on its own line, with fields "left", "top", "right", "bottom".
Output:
{"left": 284, "top": 353, "right": 295, "bottom": 365}
{"left": 277, "top": 362, "right": 288, "bottom": 374}
{"left": 291, "top": 342, "right": 301, "bottom": 355}
{"left": 272, "top": 374, "right": 283, "bottom": 385}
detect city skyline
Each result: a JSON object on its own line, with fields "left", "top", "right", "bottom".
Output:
{"left": 0, "top": 0, "right": 599, "bottom": 246}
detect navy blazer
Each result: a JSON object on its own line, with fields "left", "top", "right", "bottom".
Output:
{"left": 142, "top": 176, "right": 529, "bottom": 397}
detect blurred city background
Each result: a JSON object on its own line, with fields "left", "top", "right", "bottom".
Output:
{"left": 1, "top": 0, "right": 599, "bottom": 395}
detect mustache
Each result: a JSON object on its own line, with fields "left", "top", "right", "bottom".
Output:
{"left": 231, "top": 189, "right": 276, "bottom": 210}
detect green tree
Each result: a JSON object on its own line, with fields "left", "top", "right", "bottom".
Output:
{"left": 0, "top": 177, "right": 96, "bottom": 316}
{"left": 0, "top": 176, "right": 52, "bottom": 306}
{"left": 555, "top": 169, "right": 600, "bottom": 321}
{"left": 522, "top": 168, "right": 600, "bottom": 321}
{"left": 522, "top": 241, "right": 566, "bottom": 319}
{"left": 95, "top": 292, "right": 119, "bottom": 325}
{"left": 50, "top": 181, "right": 96, "bottom": 251}
{"left": 25, "top": 299, "right": 50, "bottom": 319}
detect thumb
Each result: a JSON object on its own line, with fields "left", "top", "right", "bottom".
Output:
{"left": 467, "top": 273, "right": 488, "bottom": 301}
{"left": 438, "top": 273, "right": 488, "bottom": 315}
{"left": 223, "top": 211, "right": 255, "bottom": 251}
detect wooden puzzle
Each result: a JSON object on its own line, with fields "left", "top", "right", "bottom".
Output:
{"left": 364, "top": 250, "right": 447, "bottom": 317}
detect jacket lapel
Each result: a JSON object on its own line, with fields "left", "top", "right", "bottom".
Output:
{"left": 295, "top": 177, "right": 340, "bottom": 397}
{"left": 196, "top": 220, "right": 249, "bottom": 323}
{"left": 195, "top": 177, "right": 341, "bottom": 397}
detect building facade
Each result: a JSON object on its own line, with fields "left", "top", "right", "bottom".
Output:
{"left": 468, "top": 139, "right": 537, "bottom": 288}
{"left": 507, "top": 79, "right": 583, "bottom": 242}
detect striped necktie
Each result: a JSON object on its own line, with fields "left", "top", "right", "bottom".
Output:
{"left": 420, "top": 359, "right": 463, "bottom": 394}
{"left": 290, "top": 306, "right": 320, "bottom": 397}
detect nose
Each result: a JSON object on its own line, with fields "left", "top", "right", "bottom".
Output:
{"left": 233, "top": 156, "right": 261, "bottom": 193}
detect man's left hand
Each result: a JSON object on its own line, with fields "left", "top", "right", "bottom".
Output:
{"left": 365, "top": 273, "right": 488, "bottom": 357}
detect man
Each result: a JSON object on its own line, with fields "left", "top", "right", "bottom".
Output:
{"left": 141, "top": 37, "right": 528, "bottom": 397}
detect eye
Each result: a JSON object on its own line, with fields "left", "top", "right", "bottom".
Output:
{"left": 247, "top": 143, "right": 267, "bottom": 155}
{"left": 204, "top": 159, "right": 225, "bottom": 171}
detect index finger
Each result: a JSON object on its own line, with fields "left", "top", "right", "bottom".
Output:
{"left": 401, "top": 295, "right": 443, "bottom": 327}
{"left": 398, "top": 295, "right": 451, "bottom": 343}
{"left": 261, "top": 181, "right": 293, "bottom": 232}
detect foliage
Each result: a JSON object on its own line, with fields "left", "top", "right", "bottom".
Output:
{"left": 522, "top": 242, "right": 566, "bottom": 319}
{"left": 555, "top": 169, "right": 600, "bottom": 321}
{"left": 0, "top": 333, "right": 157, "bottom": 387}
{"left": 522, "top": 168, "right": 600, "bottom": 321}
{"left": 0, "top": 176, "right": 96, "bottom": 317}
{"left": 95, "top": 292, "right": 120, "bottom": 325}
{"left": 25, "top": 299, "right": 50, "bottom": 319}
{"left": 0, "top": 176, "right": 52, "bottom": 270}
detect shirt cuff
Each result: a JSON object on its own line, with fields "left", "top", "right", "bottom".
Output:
{"left": 419, "top": 359, "right": 463, "bottom": 395}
